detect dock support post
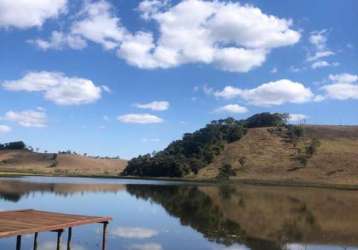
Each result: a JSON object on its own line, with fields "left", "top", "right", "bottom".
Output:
{"left": 16, "top": 235, "right": 21, "bottom": 250}
{"left": 56, "top": 230, "right": 63, "bottom": 250}
{"left": 101, "top": 222, "right": 108, "bottom": 250}
{"left": 33, "top": 232, "right": 38, "bottom": 250}
{"left": 67, "top": 228, "right": 72, "bottom": 250}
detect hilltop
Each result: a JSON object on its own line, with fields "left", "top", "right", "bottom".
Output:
{"left": 1, "top": 113, "right": 358, "bottom": 187}
{"left": 0, "top": 147, "right": 127, "bottom": 177}
{"left": 123, "top": 113, "right": 358, "bottom": 187}
{"left": 198, "top": 125, "right": 358, "bottom": 186}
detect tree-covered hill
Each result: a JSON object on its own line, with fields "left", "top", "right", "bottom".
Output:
{"left": 122, "top": 113, "right": 289, "bottom": 177}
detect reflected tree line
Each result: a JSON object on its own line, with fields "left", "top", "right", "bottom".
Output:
{"left": 1, "top": 179, "right": 357, "bottom": 250}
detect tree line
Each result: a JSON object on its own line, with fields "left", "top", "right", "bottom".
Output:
{"left": 122, "top": 112, "right": 290, "bottom": 178}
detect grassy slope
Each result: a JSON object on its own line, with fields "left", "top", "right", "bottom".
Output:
{"left": 0, "top": 150, "right": 127, "bottom": 176}
{"left": 197, "top": 125, "right": 358, "bottom": 185}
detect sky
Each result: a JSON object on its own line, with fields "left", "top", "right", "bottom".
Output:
{"left": 0, "top": 0, "right": 357, "bottom": 159}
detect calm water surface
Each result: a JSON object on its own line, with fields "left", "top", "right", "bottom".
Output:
{"left": 0, "top": 176, "right": 357, "bottom": 250}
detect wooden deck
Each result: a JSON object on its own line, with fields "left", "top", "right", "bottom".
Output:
{"left": 0, "top": 209, "right": 111, "bottom": 250}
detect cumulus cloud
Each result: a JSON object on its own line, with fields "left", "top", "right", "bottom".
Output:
{"left": 112, "top": 227, "right": 158, "bottom": 239}
{"left": 71, "top": 0, "right": 126, "bottom": 50}
{"left": 118, "top": 0, "right": 300, "bottom": 72}
{"left": 2, "top": 71, "right": 102, "bottom": 105}
{"left": 32, "top": 1, "right": 125, "bottom": 50}
{"left": 129, "top": 243, "right": 162, "bottom": 250}
{"left": 288, "top": 114, "right": 308, "bottom": 123}
{"left": 118, "top": 114, "right": 163, "bottom": 124}
{"left": 214, "top": 80, "right": 314, "bottom": 107}
{"left": 0, "top": 0, "right": 67, "bottom": 29}
{"left": 135, "top": 101, "right": 169, "bottom": 111}
{"left": 214, "top": 86, "right": 242, "bottom": 99}
{"left": 138, "top": 0, "right": 168, "bottom": 20}
{"left": 4, "top": 110, "right": 47, "bottom": 128}
{"left": 0, "top": 125, "right": 11, "bottom": 133}
{"left": 329, "top": 73, "right": 358, "bottom": 83}
{"left": 214, "top": 104, "right": 248, "bottom": 114}
{"left": 33, "top": 0, "right": 300, "bottom": 73}
{"left": 321, "top": 73, "right": 358, "bottom": 100}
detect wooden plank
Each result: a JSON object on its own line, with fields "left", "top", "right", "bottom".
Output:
{"left": 0, "top": 210, "right": 111, "bottom": 239}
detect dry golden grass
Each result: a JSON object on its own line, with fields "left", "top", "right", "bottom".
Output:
{"left": 0, "top": 150, "right": 127, "bottom": 176}
{"left": 197, "top": 126, "right": 358, "bottom": 185}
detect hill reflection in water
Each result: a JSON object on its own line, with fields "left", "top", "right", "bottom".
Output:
{"left": 0, "top": 177, "right": 357, "bottom": 250}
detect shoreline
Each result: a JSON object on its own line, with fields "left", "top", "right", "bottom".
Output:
{"left": 1, "top": 171, "right": 358, "bottom": 191}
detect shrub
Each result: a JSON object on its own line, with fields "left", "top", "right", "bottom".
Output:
{"left": 217, "top": 164, "right": 236, "bottom": 180}
{"left": 306, "top": 138, "right": 321, "bottom": 156}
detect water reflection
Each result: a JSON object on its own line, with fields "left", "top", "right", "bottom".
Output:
{"left": 0, "top": 177, "right": 357, "bottom": 250}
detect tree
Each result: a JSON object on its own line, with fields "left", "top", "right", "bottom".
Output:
{"left": 245, "top": 113, "right": 288, "bottom": 128}
{"left": 0, "top": 141, "right": 26, "bottom": 150}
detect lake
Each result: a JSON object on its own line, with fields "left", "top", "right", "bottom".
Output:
{"left": 0, "top": 176, "right": 357, "bottom": 250}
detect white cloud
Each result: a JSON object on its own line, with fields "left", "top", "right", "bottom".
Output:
{"left": 306, "top": 50, "right": 334, "bottom": 62}
{"left": 129, "top": 243, "right": 162, "bottom": 250}
{"left": 112, "top": 227, "right": 158, "bottom": 239}
{"left": 313, "top": 95, "right": 325, "bottom": 102}
{"left": 32, "top": 0, "right": 126, "bottom": 50}
{"left": 329, "top": 73, "right": 358, "bottom": 83}
{"left": 288, "top": 114, "right": 308, "bottom": 123}
{"left": 138, "top": 0, "right": 168, "bottom": 20}
{"left": 271, "top": 67, "right": 278, "bottom": 74}
{"left": 215, "top": 79, "right": 314, "bottom": 106}
{"left": 239, "top": 80, "right": 314, "bottom": 106}
{"left": 71, "top": 0, "right": 126, "bottom": 50}
{"left": 214, "top": 104, "right": 248, "bottom": 114}
{"left": 4, "top": 110, "right": 47, "bottom": 128}
{"left": 0, "top": 125, "right": 11, "bottom": 134}
{"left": 2, "top": 71, "right": 102, "bottom": 105}
{"left": 0, "top": 0, "right": 67, "bottom": 29}
{"left": 135, "top": 101, "right": 169, "bottom": 111}
{"left": 212, "top": 48, "right": 267, "bottom": 72}
{"left": 118, "top": 114, "right": 163, "bottom": 124}
{"left": 30, "top": 31, "right": 87, "bottom": 50}
{"left": 309, "top": 30, "right": 328, "bottom": 51}
{"left": 307, "top": 30, "right": 337, "bottom": 70}
{"left": 34, "top": 0, "right": 300, "bottom": 72}
{"left": 289, "top": 65, "right": 303, "bottom": 73}
{"left": 322, "top": 83, "right": 358, "bottom": 100}
{"left": 321, "top": 73, "right": 358, "bottom": 100}
{"left": 311, "top": 60, "right": 330, "bottom": 69}
{"left": 118, "top": 0, "right": 300, "bottom": 72}
{"left": 101, "top": 85, "right": 111, "bottom": 93}
{"left": 214, "top": 86, "right": 242, "bottom": 99}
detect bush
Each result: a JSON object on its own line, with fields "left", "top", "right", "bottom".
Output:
{"left": 0, "top": 141, "right": 26, "bottom": 150}
{"left": 306, "top": 138, "right": 320, "bottom": 156}
{"left": 217, "top": 164, "right": 236, "bottom": 180}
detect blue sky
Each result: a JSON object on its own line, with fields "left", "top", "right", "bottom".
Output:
{"left": 0, "top": 0, "right": 357, "bottom": 159}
